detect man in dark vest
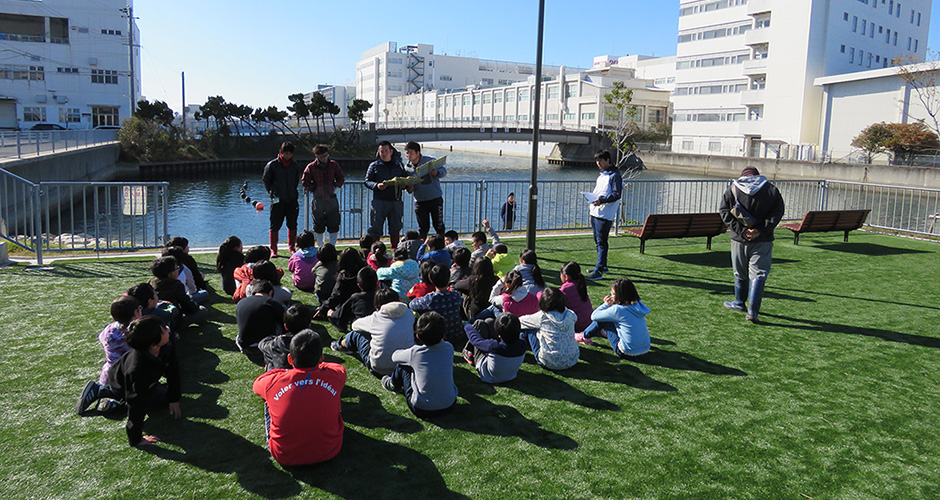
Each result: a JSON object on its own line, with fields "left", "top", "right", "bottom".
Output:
{"left": 262, "top": 142, "right": 302, "bottom": 258}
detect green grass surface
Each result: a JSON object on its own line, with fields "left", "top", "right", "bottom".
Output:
{"left": 2, "top": 231, "right": 939, "bottom": 499}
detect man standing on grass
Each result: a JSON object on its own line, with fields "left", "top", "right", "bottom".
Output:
{"left": 585, "top": 150, "right": 623, "bottom": 281}
{"left": 365, "top": 141, "right": 407, "bottom": 248}
{"left": 404, "top": 141, "right": 446, "bottom": 239}
{"left": 302, "top": 144, "right": 345, "bottom": 246}
{"left": 718, "top": 166, "right": 785, "bottom": 323}
{"left": 263, "top": 141, "right": 302, "bottom": 258}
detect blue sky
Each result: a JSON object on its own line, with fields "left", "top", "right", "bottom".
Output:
{"left": 135, "top": 0, "right": 940, "bottom": 112}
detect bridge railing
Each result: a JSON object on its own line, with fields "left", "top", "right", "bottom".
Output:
{"left": 0, "top": 130, "right": 119, "bottom": 161}
{"left": 377, "top": 119, "right": 597, "bottom": 133}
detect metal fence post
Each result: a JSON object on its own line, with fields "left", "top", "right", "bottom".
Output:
{"left": 16, "top": 132, "right": 21, "bottom": 158}
{"left": 820, "top": 180, "right": 829, "bottom": 211}
{"left": 33, "top": 184, "right": 43, "bottom": 265}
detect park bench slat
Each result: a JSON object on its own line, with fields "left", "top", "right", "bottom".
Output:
{"left": 780, "top": 209, "right": 871, "bottom": 245}
{"left": 626, "top": 213, "right": 727, "bottom": 253}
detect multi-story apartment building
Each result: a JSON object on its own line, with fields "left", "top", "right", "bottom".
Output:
{"left": 385, "top": 58, "right": 671, "bottom": 133}
{"left": 0, "top": 0, "right": 140, "bottom": 130}
{"left": 304, "top": 84, "right": 356, "bottom": 128}
{"left": 672, "top": 0, "right": 930, "bottom": 158}
{"left": 356, "top": 41, "right": 573, "bottom": 124}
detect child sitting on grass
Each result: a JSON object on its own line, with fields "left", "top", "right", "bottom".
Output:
{"left": 162, "top": 245, "right": 208, "bottom": 304}
{"left": 366, "top": 241, "right": 391, "bottom": 270}
{"left": 216, "top": 236, "right": 244, "bottom": 296}
{"left": 96, "top": 296, "right": 141, "bottom": 387}
{"left": 329, "top": 266, "right": 378, "bottom": 333}
{"left": 259, "top": 304, "right": 328, "bottom": 370}
{"left": 513, "top": 249, "right": 546, "bottom": 294}
{"left": 253, "top": 330, "right": 346, "bottom": 466}
{"left": 287, "top": 230, "right": 318, "bottom": 292}
{"left": 236, "top": 280, "right": 286, "bottom": 367}
{"left": 77, "top": 315, "right": 181, "bottom": 446}
{"left": 407, "top": 260, "right": 437, "bottom": 300}
{"left": 519, "top": 287, "right": 579, "bottom": 371}
{"left": 443, "top": 229, "right": 466, "bottom": 254}
{"left": 397, "top": 229, "right": 423, "bottom": 261}
{"left": 377, "top": 247, "right": 421, "bottom": 301}
{"left": 462, "top": 313, "right": 526, "bottom": 384}
{"left": 358, "top": 234, "right": 375, "bottom": 261}
{"left": 416, "top": 234, "right": 453, "bottom": 267}
{"left": 449, "top": 247, "right": 471, "bottom": 287}
{"left": 166, "top": 236, "right": 208, "bottom": 291}
{"left": 149, "top": 256, "right": 207, "bottom": 327}
{"left": 253, "top": 260, "right": 293, "bottom": 305}
{"left": 575, "top": 278, "right": 651, "bottom": 359}
{"left": 559, "top": 261, "right": 594, "bottom": 334}
{"left": 409, "top": 263, "right": 466, "bottom": 349}
{"left": 312, "top": 243, "right": 338, "bottom": 304}
{"left": 127, "top": 282, "right": 179, "bottom": 334}
{"left": 317, "top": 247, "right": 365, "bottom": 319}
{"left": 233, "top": 245, "right": 282, "bottom": 302}
{"left": 487, "top": 243, "right": 514, "bottom": 278}
{"left": 331, "top": 288, "right": 416, "bottom": 376}
{"left": 469, "top": 219, "right": 501, "bottom": 267}
{"left": 383, "top": 312, "right": 458, "bottom": 418}
{"left": 489, "top": 269, "right": 539, "bottom": 318}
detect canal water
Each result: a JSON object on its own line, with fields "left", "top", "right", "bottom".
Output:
{"left": 131, "top": 149, "right": 711, "bottom": 248}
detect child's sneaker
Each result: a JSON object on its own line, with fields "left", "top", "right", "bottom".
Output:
{"left": 75, "top": 380, "right": 101, "bottom": 416}
{"left": 574, "top": 332, "right": 594, "bottom": 346}
{"left": 461, "top": 348, "right": 475, "bottom": 366}
{"left": 381, "top": 375, "right": 397, "bottom": 393}
{"left": 96, "top": 398, "right": 126, "bottom": 414}
{"left": 331, "top": 340, "right": 354, "bottom": 355}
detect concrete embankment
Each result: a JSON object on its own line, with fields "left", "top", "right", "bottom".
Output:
{"left": 1, "top": 143, "right": 119, "bottom": 182}
{"left": 642, "top": 151, "right": 940, "bottom": 189}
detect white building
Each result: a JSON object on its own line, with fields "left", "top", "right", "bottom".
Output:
{"left": 0, "top": 0, "right": 140, "bottom": 130}
{"left": 386, "top": 57, "right": 671, "bottom": 133}
{"left": 672, "top": 0, "right": 930, "bottom": 159}
{"left": 816, "top": 61, "right": 940, "bottom": 162}
{"left": 304, "top": 83, "right": 356, "bottom": 129}
{"left": 356, "top": 41, "right": 573, "bottom": 124}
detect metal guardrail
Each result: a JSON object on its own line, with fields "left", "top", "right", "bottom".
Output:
{"left": 377, "top": 120, "right": 598, "bottom": 133}
{"left": 0, "top": 130, "right": 119, "bottom": 161}
{"left": 1, "top": 168, "right": 169, "bottom": 264}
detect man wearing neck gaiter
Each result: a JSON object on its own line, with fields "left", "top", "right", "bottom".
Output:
{"left": 263, "top": 142, "right": 302, "bottom": 258}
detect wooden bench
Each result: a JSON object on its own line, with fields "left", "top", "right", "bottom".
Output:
{"left": 625, "top": 213, "right": 727, "bottom": 254}
{"left": 779, "top": 209, "right": 871, "bottom": 245}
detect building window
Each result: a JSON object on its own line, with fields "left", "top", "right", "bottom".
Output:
{"left": 519, "top": 89, "right": 529, "bottom": 101}
{"left": 91, "top": 69, "right": 118, "bottom": 84}
{"left": 483, "top": 93, "right": 492, "bottom": 104}
{"left": 546, "top": 114, "right": 559, "bottom": 121}
{"left": 59, "top": 107, "right": 81, "bottom": 123}
{"left": 462, "top": 95, "right": 470, "bottom": 105}
{"left": 473, "top": 94, "right": 480, "bottom": 104}
{"left": 1, "top": 64, "right": 44, "bottom": 80}
{"left": 682, "top": 140, "right": 694, "bottom": 151}
{"left": 506, "top": 115, "right": 515, "bottom": 121}
{"left": 547, "top": 86, "right": 560, "bottom": 99}
{"left": 565, "top": 85, "right": 578, "bottom": 98}
{"left": 563, "top": 113, "right": 576, "bottom": 121}
{"left": 494, "top": 93, "right": 503, "bottom": 103}
{"left": 518, "top": 115, "right": 528, "bottom": 121}
{"left": 481, "top": 78, "right": 494, "bottom": 85}
{"left": 92, "top": 106, "right": 120, "bottom": 127}
{"left": 709, "top": 141, "right": 722, "bottom": 152}
{"left": 649, "top": 108, "right": 666, "bottom": 124}
{"left": 844, "top": 12, "right": 849, "bottom": 20}
{"left": 852, "top": 16, "right": 858, "bottom": 32}
{"left": 101, "top": 29, "right": 121, "bottom": 35}
{"left": 849, "top": 47, "right": 855, "bottom": 63}
{"left": 507, "top": 91, "right": 516, "bottom": 102}
{"left": 57, "top": 67, "right": 79, "bottom": 74}
{"left": 439, "top": 75, "right": 452, "bottom": 81}
{"left": 841, "top": 44, "right": 846, "bottom": 53}
{"left": 581, "top": 112, "right": 595, "bottom": 121}
{"left": 23, "top": 106, "right": 46, "bottom": 122}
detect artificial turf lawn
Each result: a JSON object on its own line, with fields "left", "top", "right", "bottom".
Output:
{"left": 1, "top": 231, "right": 938, "bottom": 499}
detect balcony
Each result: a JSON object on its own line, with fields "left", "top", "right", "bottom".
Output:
{"left": 739, "top": 119, "right": 763, "bottom": 136}
{"left": 744, "top": 28, "right": 770, "bottom": 46}
{"left": 747, "top": 0, "right": 772, "bottom": 15}
{"left": 740, "top": 90, "right": 766, "bottom": 105}
{"left": 742, "top": 58, "right": 769, "bottom": 75}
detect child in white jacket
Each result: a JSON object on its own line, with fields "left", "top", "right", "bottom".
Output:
{"left": 331, "top": 289, "right": 415, "bottom": 376}
{"left": 518, "top": 287, "right": 579, "bottom": 370}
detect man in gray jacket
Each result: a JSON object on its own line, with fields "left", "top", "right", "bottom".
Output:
{"left": 718, "top": 166, "right": 785, "bottom": 323}
{"left": 404, "top": 141, "right": 446, "bottom": 239}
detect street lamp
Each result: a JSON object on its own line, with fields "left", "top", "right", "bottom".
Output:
{"left": 526, "top": 0, "right": 545, "bottom": 250}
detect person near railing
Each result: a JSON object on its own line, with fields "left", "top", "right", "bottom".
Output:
{"left": 364, "top": 141, "right": 407, "bottom": 248}
{"left": 718, "top": 166, "right": 785, "bottom": 324}
{"left": 404, "top": 141, "right": 446, "bottom": 239}
{"left": 301, "top": 144, "right": 345, "bottom": 246}
{"left": 263, "top": 142, "right": 302, "bottom": 258}
{"left": 585, "top": 150, "right": 623, "bottom": 281}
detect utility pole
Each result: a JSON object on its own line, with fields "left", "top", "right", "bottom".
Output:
{"left": 526, "top": 0, "right": 545, "bottom": 250}
{"left": 181, "top": 72, "right": 186, "bottom": 134}
{"left": 121, "top": 5, "right": 137, "bottom": 116}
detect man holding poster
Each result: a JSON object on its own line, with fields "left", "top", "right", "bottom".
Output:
{"left": 584, "top": 150, "right": 622, "bottom": 281}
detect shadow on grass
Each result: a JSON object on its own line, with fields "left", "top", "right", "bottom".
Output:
{"left": 422, "top": 369, "right": 579, "bottom": 450}
{"left": 761, "top": 313, "right": 940, "bottom": 349}
{"left": 632, "top": 347, "right": 747, "bottom": 376}
{"left": 177, "top": 322, "right": 232, "bottom": 420}
{"left": 143, "top": 419, "right": 303, "bottom": 499}
{"left": 288, "top": 428, "right": 470, "bottom": 499}
{"left": 542, "top": 350, "right": 677, "bottom": 392}
{"left": 22, "top": 260, "right": 149, "bottom": 279}
{"left": 506, "top": 366, "right": 622, "bottom": 409}
{"left": 810, "top": 242, "right": 931, "bottom": 256}
{"left": 626, "top": 271, "right": 815, "bottom": 303}
{"left": 341, "top": 385, "right": 424, "bottom": 434}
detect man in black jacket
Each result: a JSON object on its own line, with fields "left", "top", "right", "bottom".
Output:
{"left": 262, "top": 142, "right": 302, "bottom": 258}
{"left": 718, "top": 166, "right": 785, "bottom": 323}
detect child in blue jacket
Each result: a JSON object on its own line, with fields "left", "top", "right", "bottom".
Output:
{"left": 575, "top": 278, "right": 651, "bottom": 358}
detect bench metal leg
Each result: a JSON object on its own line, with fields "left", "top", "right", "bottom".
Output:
{"left": 793, "top": 233, "right": 800, "bottom": 245}
{"left": 640, "top": 240, "right": 646, "bottom": 254}
{"left": 706, "top": 236, "right": 712, "bottom": 250}
{"left": 844, "top": 230, "right": 850, "bottom": 242}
